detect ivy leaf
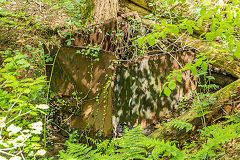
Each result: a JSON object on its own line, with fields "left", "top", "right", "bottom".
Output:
{"left": 177, "top": 74, "right": 183, "bottom": 82}
{"left": 147, "top": 35, "right": 155, "bottom": 46}
{"left": 168, "top": 80, "right": 176, "bottom": 90}
{"left": 164, "top": 87, "right": 171, "bottom": 97}
{"left": 137, "top": 37, "right": 145, "bottom": 47}
{"left": 201, "top": 62, "right": 208, "bottom": 71}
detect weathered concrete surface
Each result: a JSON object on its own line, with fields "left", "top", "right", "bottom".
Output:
{"left": 49, "top": 47, "right": 196, "bottom": 137}
{"left": 112, "top": 51, "right": 196, "bottom": 131}
{"left": 49, "top": 46, "right": 115, "bottom": 136}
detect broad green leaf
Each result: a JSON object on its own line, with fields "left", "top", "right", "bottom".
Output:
{"left": 201, "top": 62, "right": 208, "bottom": 71}
{"left": 234, "top": 41, "right": 240, "bottom": 58}
{"left": 200, "top": 8, "right": 206, "bottom": 16}
{"left": 24, "top": 88, "right": 31, "bottom": 94}
{"left": 161, "top": 19, "right": 167, "bottom": 26}
{"left": 210, "top": 23, "right": 216, "bottom": 32}
{"left": 137, "top": 37, "right": 145, "bottom": 47}
{"left": 193, "top": 25, "right": 200, "bottom": 30}
{"left": 168, "top": 80, "right": 176, "bottom": 90}
{"left": 197, "top": 18, "right": 203, "bottom": 27}
{"left": 167, "top": 25, "right": 179, "bottom": 35}
{"left": 67, "top": 40, "right": 71, "bottom": 46}
{"left": 186, "top": 26, "right": 193, "bottom": 34}
{"left": 191, "top": 66, "right": 197, "bottom": 75}
{"left": 179, "top": 24, "right": 186, "bottom": 29}
{"left": 146, "top": 35, "right": 155, "bottom": 46}
{"left": 205, "top": 32, "right": 216, "bottom": 41}
{"left": 216, "top": 29, "right": 223, "bottom": 36}
{"left": 228, "top": 38, "right": 234, "bottom": 51}
{"left": 4, "top": 57, "right": 12, "bottom": 62}
{"left": 154, "top": 23, "right": 161, "bottom": 30}
{"left": 177, "top": 74, "right": 182, "bottom": 82}
{"left": 164, "top": 87, "right": 171, "bottom": 97}
{"left": 31, "top": 136, "right": 41, "bottom": 141}
{"left": 184, "top": 62, "right": 192, "bottom": 70}
{"left": 195, "top": 59, "right": 202, "bottom": 66}
{"left": 160, "top": 31, "right": 167, "bottom": 39}
{"left": 227, "top": 56, "right": 234, "bottom": 60}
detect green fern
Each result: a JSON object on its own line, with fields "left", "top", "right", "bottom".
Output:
{"left": 59, "top": 126, "right": 185, "bottom": 160}
{"left": 58, "top": 143, "right": 101, "bottom": 160}
{"left": 165, "top": 119, "right": 192, "bottom": 132}
{"left": 189, "top": 123, "right": 240, "bottom": 159}
{"left": 59, "top": 123, "right": 240, "bottom": 160}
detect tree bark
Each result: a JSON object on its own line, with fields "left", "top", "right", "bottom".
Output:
{"left": 93, "top": 0, "right": 118, "bottom": 23}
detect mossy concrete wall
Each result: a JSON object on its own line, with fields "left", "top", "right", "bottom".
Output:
{"left": 49, "top": 46, "right": 115, "bottom": 136}
{"left": 48, "top": 46, "right": 196, "bottom": 137}
{"left": 112, "top": 51, "right": 195, "bottom": 131}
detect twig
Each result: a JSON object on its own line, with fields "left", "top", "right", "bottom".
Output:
{"left": 0, "top": 150, "right": 15, "bottom": 157}
{"left": 0, "top": 80, "right": 8, "bottom": 88}
{"left": 6, "top": 110, "right": 31, "bottom": 125}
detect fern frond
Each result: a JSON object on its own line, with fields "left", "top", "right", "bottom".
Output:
{"left": 59, "top": 126, "right": 186, "bottom": 160}
{"left": 165, "top": 119, "right": 192, "bottom": 132}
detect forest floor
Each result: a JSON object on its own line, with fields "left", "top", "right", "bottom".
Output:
{"left": 1, "top": 0, "right": 240, "bottom": 159}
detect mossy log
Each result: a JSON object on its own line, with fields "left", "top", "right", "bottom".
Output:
{"left": 175, "top": 34, "right": 240, "bottom": 78}
{"left": 149, "top": 79, "right": 240, "bottom": 141}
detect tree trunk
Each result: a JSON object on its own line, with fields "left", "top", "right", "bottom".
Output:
{"left": 93, "top": 0, "right": 118, "bottom": 24}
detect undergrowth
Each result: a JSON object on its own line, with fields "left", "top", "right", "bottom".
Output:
{"left": 59, "top": 126, "right": 185, "bottom": 160}
{"left": 59, "top": 121, "right": 240, "bottom": 160}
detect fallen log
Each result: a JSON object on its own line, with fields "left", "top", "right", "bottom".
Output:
{"left": 178, "top": 34, "right": 240, "bottom": 78}
{"left": 149, "top": 79, "right": 240, "bottom": 141}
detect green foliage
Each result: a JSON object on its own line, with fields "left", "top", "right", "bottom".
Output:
{"left": 0, "top": 0, "right": 41, "bottom": 30}
{"left": 141, "top": 0, "right": 240, "bottom": 59}
{"left": 160, "top": 51, "right": 214, "bottom": 97}
{"left": 0, "top": 50, "right": 48, "bottom": 159}
{"left": 76, "top": 44, "right": 100, "bottom": 61}
{"left": 60, "top": 122, "right": 240, "bottom": 160}
{"left": 59, "top": 126, "right": 185, "bottom": 160}
{"left": 164, "top": 119, "right": 192, "bottom": 132}
{"left": 186, "top": 123, "right": 240, "bottom": 159}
